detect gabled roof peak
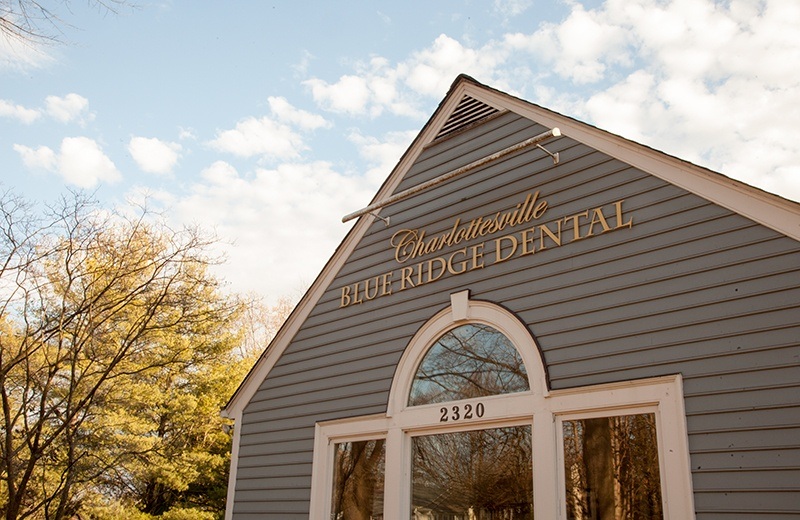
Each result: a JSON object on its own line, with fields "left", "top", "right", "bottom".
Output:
{"left": 223, "top": 75, "right": 800, "bottom": 417}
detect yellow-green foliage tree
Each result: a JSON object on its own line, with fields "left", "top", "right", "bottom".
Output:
{"left": 0, "top": 192, "right": 251, "bottom": 520}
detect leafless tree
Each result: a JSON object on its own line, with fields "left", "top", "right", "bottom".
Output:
{"left": 0, "top": 1, "right": 131, "bottom": 45}
{"left": 409, "top": 324, "right": 529, "bottom": 406}
{"left": 563, "top": 414, "right": 663, "bottom": 520}
{"left": 332, "top": 440, "right": 385, "bottom": 520}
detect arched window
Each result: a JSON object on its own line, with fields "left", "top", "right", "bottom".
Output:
{"left": 408, "top": 320, "right": 534, "bottom": 517}
{"left": 309, "top": 291, "right": 695, "bottom": 519}
{"left": 409, "top": 323, "right": 529, "bottom": 406}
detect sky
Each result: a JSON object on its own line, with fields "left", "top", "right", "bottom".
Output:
{"left": 2, "top": 0, "right": 799, "bottom": 304}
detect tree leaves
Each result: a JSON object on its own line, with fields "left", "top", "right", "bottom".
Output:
{"left": 0, "top": 192, "right": 253, "bottom": 520}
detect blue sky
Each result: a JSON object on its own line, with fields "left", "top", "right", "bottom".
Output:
{"left": 2, "top": 0, "right": 799, "bottom": 303}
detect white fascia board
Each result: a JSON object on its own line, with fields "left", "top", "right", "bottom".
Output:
{"left": 467, "top": 84, "right": 800, "bottom": 241}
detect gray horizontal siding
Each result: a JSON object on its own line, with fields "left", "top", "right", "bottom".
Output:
{"left": 692, "top": 446, "right": 800, "bottom": 472}
{"left": 235, "top": 475, "right": 310, "bottom": 491}
{"left": 235, "top": 461, "right": 310, "bottom": 480}
{"left": 693, "top": 490, "right": 799, "bottom": 516}
{"left": 233, "top": 111, "right": 800, "bottom": 518}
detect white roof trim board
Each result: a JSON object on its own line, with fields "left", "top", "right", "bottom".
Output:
{"left": 223, "top": 74, "right": 800, "bottom": 417}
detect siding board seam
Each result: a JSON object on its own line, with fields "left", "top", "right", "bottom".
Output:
{"left": 690, "top": 423, "right": 800, "bottom": 436}
{"left": 691, "top": 446, "right": 800, "bottom": 456}
{"left": 550, "top": 345, "right": 799, "bottom": 382}
{"left": 267, "top": 349, "right": 402, "bottom": 378}
{"left": 682, "top": 357, "right": 800, "bottom": 382}
{"left": 686, "top": 381, "right": 800, "bottom": 399}
{"left": 405, "top": 115, "right": 544, "bottom": 182}
{"left": 546, "top": 324, "right": 799, "bottom": 369}
{"left": 540, "top": 297, "right": 799, "bottom": 354}
{"left": 685, "top": 402, "right": 800, "bottom": 417}
{"left": 693, "top": 467, "right": 800, "bottom": 471}
{"left": 249, "top": 363, "right": 397, "bottom": 398}
{"left": 248, "top": 387, "right": 390, "bottom": 412}
{"left": 340, "top": 151, "right": 636, "bottom": 265}
{"left": 304, "top": 211, "right": 764, "bottom": 336}
{"left": 316, "top": 198, "right": 758, "bottom": 316}
{"left": 534, "top": 264, "right": 799, "bottom": 347}
{"left": 241, "top": 408, "right": 386, "bottom": 435}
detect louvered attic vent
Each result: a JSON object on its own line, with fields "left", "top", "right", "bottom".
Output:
{"left": 435, "top": 95, "right": 500, "bottom": 140}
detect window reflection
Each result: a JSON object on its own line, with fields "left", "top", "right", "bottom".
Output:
{"left": 411, "top": 426, "right": 533, "bottom": 519}
{"left": 409, "top": 324, "right": 529, "bottom": 406}
{"left": 331, "top": 439, "right": 385, "bottom": 520}
{"left": 563, "top": 414, "right": 663, "bottom": 520}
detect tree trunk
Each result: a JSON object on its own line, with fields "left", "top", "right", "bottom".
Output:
{"left": 583, "top": 418, "right": 615, "bottom": 520}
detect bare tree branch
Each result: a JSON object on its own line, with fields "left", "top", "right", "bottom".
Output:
{"left": 0, "top": 1, "right": 133, "bottom": 45}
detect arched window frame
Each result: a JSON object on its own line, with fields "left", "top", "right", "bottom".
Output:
{"left": 388, "top": 291, "right": 547, "bottom": 416}
{"left": 309, "top": 291, "right": 696, "bottom": 519}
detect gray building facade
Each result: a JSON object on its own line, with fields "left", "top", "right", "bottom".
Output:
{"left": 223, "top": 76, "right": 800, "bottom": 519}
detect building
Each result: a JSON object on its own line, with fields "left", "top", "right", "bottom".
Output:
{"left": 222, "top": 75, "right": 800, "bottom": 519}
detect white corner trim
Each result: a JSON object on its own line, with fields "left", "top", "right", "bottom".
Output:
{"left": 222, "top": 409, "right": 242, "bottom": 520}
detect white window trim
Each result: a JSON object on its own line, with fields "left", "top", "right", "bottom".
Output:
{"left": 309, "top": 293, "right": 695, "bottom": 519}
{"left": 387, "top": 290, "right": 549, "bottom": 418}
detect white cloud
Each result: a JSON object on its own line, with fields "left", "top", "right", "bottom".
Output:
{"left": 178, "top": 127, "right": 197, "bottom": 140}
{"left": 208, "top": 116, "right": 306, "bottom": 160}
{"left": 298, "top": 0, "right": 799, "bottom": 205}
{"left": 13, "top": 143, "right": 56, "bottom": 170}
{"left": 208, "top": 98, "right": 329, "bottom": 160}
{"left": 523, "top": 5, "right": 630, "bottom": 84}
{"left": 1, "top": 93, "right": 91, "bottom": 126}
{"left": 0, "top": 26, "right": 53, "bottom": 70}
{"left": 304, "top": 74, "right": 374, "bottom": 115}
{"left": 267, "top": 96, "right": 331, "bottom": 130}
{"left": 348, "top": 129, "right": 417, "bottom": 185}
{"left": 0, "top": 99, "right": 41, "bottom": 124}
{"left": 171, "top": 160, "right": 378, "bottom": 303}
{"left": 583, "top": 71, "right": 661, "bottom": 144}
{"left": 14, "top": 137, "right": 121, "bottom": 188}
{"left": 197, "top": 160, "right": 237, "bottom": 186}
{"left": 45, "top": 93, "right": 91, "bottom": 124}
{"left": 405, "top": 35, "right": 494, "bottom": 95}
{"left": 560, "top": 0, "right": 800, "bottom": 201}
{"left": 493, "top": 0, "right": 533, "bottom": 18}
{"left": 128, "top": 136, "right": 182, "bottom": 175}
{"left": 304, "top": 35, "right": 506, "bottom": 119}
{"left": 59, "top": 137, "right": 121, "bottom": 187}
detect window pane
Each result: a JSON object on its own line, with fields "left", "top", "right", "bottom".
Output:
{"left": 409, "top": 324, "right": 529, "bottom": 406}
{"left": 411, "top": 426, "right": 533, "bottom": 519}
{"left": 563, "top": 413, "right": 663, "bottom": 520}
{"left": 331, "top": 439, "right": 385, "bottom": 520}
